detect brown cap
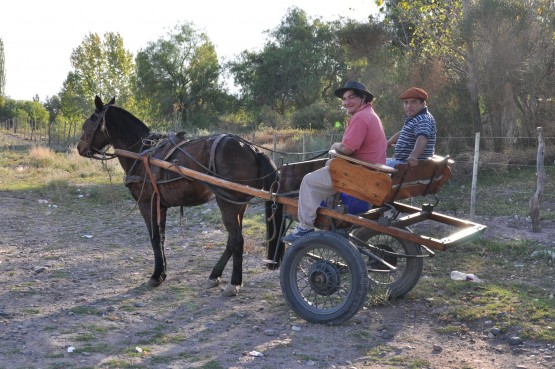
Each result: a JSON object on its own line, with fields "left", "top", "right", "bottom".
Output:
{"left": 400, "top": 87, "right": 428, "bottom": 100}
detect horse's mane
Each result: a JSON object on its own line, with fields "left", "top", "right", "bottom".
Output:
{"left": 112, "top": 105, "right": 151, "bottom": 133}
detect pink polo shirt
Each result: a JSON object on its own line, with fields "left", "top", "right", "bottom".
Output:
{"left": 341, "top": 104, "right": 387, "bottom": 164}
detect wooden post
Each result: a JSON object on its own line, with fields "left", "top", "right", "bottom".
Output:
{"left": 529, "top": 127, "right": 546, "bottom": 232}
{"left": 302, "top": 132, "right": 307, "bottom": 161}
{"left": 273, "top": 132, "right": 278, "bottom": 163}
{"left": 470, "top": 132, "right": 480, "bottom": 220}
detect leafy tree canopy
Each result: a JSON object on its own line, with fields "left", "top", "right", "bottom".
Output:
{"left": 59, "top": 32, "right": 135, "bottom": 122}
{"left": 135, "top": 22, "right": 222, "bottom": 129}
{"left": 0, "top": 38, "right": 5, "bottom": 98}
{"left": 228, "top": 7, "right": 345, "bottom": 126}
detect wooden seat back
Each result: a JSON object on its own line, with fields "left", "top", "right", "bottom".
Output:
{"left": 328, "top": 158, "right": 393, "bottom": 206}
{"left": 386, "top": 156, "right": 453, "bottom": 202}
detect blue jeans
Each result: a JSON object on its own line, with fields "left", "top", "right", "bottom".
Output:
{"left": 386, "top": 158, "right": 404, "bottom": 167}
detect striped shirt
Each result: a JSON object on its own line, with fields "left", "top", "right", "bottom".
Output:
{"left": 394, "top": 107, "right": 436, "bottom": 161}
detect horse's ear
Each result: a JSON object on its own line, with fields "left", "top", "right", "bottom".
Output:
{"left": 108, "top": 97, "right": 116, "bottom": 105}
{"left": 94, "top": 95, "right": 103, "bottom": 110}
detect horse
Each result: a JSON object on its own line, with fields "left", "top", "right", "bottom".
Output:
{"left": 77, "top": 96, "right": 283, "bottom": 296}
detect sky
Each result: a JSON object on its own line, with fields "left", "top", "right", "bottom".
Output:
{"left": 0, "top": 0, "right": 378, "bottom": 101}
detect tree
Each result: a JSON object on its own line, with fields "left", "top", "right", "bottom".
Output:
{"left": 0, "top": 98, "right": 48, "bottom": 131}
{"left": 376, "top": 0, "right": 481, "bottom": 135}
{"left": 229, "top": 7, "right": 345, "bottom": 128}
{"left": 43, "top": 95, "right": 62, "bottom": 123}
{"left": 135, "top": 22, "right": 222, "bottom": 129}
{"left": 0, "top": 38, "right": 5, "bottom": 101}
{"left": 508, "top": 0, "right": 555, "bottom": 137}
{"left": 376, "top": 0, "right": 555, "bottom": 149}
{"left": 59, "top": 32, "right": 135, "bottom": 122}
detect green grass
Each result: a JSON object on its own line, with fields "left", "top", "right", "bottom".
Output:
{"left": 439, "top": 165, "right": 555, "bottom": 219}
{"left": 412, "top": 237, "right": 555, "bottom": 342}
{"left": 378, "top": 355, "right": 431, "bottom": 368}
{"left": 69, "top": 306, "right": 101, "bottom": 316}
{"left": 99, "top": 359, "right": 144, "bottom": 369}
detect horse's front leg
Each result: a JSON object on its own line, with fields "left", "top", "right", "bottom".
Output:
{"left": 139, "top": 202, "right": 168, "bottom": 287}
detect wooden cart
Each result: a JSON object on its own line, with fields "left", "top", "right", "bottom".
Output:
{"left": 115, "top": 148, "right": 486, "bottom": 324}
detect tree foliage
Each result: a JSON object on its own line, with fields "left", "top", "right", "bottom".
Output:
{"left": 0, "top": 38, "right": 5, "bottom": 98}
{"left": 228, "top": 8, "right": 345, "bottom": 128}
{"left": 376, "top": 0, "right": 555, "bottom": 148}
{"left": 0, "top": 98, "right": 49, "bottom": 128}
{"left": 59, "top": 32, "right": 135, "bottom": 123}
{"left": 3, "top": 3, "right": 552, "bottom": 154}
{"left": 135, "top": 22, "right": 223, "bottom": 129}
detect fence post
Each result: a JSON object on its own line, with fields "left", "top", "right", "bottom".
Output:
{"left": 302, "top": 132, "right": 307, "bottom": 161}
{"left": 273, "top": 132, "right": 278, "bottom": 163}
{"left": 470, "top": 132, "right": 480, "bottom": 220}
{"left": 529, "top": 127, "right": 545, "bottom": 232}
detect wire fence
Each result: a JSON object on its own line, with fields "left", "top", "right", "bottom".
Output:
{"left": 0, "top": 118, "right": 80, "bottom": 150}
{"left": 1, "top": 117, "right": 552, "bottom": 168}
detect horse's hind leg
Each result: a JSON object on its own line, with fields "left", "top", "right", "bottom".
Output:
{"left": 205, "top": 247, "right": 231, "bottom": 289}
{"left": 139, "top": 203, "right": 167, "bottom": 287}
{"left": 208, "top": 201, "right": 247, "bottom": 296}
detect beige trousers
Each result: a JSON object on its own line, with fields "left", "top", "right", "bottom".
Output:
{"left": 297, "top": 165, "right": 336, "bottom": 230}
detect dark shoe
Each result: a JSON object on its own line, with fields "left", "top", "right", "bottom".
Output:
{"left": 281, "top": 227, "right": 314, "bottom": 243}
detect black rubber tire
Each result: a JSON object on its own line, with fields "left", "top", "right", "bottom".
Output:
{"left": 350, "top": 228, "right": 423, "bottom": 298}
{"left": 279, "top": 231, "right": 369, "bottom": 325}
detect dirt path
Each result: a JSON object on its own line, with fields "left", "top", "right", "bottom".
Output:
{"left": 0, "top": 191, "right": 553, "bottom": 369}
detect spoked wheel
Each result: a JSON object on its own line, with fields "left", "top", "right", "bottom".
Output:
{"left": 280, "top": 231, "right": 368, "bottom": 325}
{"left": 350, "top": 228, "right": 423, "bottom": 298}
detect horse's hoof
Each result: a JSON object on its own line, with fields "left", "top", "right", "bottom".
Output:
{"left": 147, "top": 278, "right": 162, "bottom": 287}
{"left": 221, "top": 284, "right": 240, "bottom": 297}
{"left": 204, "top": 278, "right": 220, "bottom": 289}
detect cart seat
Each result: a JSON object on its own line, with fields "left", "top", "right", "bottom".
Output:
{"left": 328, "top": 154, "right": 453, "bottom": 206}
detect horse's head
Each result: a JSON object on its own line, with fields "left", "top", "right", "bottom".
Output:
{"left": 77, "top": 95, "right": 116, "bottom": 158}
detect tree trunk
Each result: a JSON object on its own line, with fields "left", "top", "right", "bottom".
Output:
{"left": 529, "top": 127, "right": 546, "bottom": 232}
{"left": 462, "top": 0, "right": 482, "bottom": 136}
{"left": 501, "top": 83, "right": 516, "bottom": 141}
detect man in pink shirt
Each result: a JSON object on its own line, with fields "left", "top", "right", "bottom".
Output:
{"left": 282, "top": 81, "right": 387, "bottom": 242}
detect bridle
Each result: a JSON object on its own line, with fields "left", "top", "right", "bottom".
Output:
{"left": 80, "top": 104, "right": 117, "bottom": 160}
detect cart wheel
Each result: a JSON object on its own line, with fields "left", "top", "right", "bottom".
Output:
{"left": 280, "top": 231, "right": 369, "bottom": 325}
{"left": 350, "top": 228, "right": 423, "bottom": 298}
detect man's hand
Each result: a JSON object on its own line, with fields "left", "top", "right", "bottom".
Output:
{"left": 407, "top": 136, "right": 428, "bottom": 166}
{"left": 406, "top": 155, "right": 419, "bottom": 167}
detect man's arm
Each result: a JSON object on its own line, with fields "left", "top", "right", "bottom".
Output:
{"left": 330, "top": 142, "right": 354, "bottom": 156}
{"left": 387, "top": 131, "right": 400, "bottom": 147}
{"left": 406, "top": 136, "right": 429, "bottom": 166}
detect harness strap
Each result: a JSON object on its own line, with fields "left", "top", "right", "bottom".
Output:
{"left": 209, "top": 134, "right": 228, "bottom": 173}
{"left": 163, "top": 137, "right": 189, "bottom": 161}
{"left": 142, "top": 154, "right": 162, "bottom": 226}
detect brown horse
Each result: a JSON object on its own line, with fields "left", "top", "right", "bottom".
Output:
{"left": 77, "top": 96, "right": 283, "bottom": 296}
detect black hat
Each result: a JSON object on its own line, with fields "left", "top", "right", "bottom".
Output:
{"left": 334, "top": 81, "right": 374, "bottom": 101}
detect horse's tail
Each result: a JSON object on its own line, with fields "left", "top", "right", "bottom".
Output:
{"left": 257, "top": 151, "right": 284, "bottom": 270}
